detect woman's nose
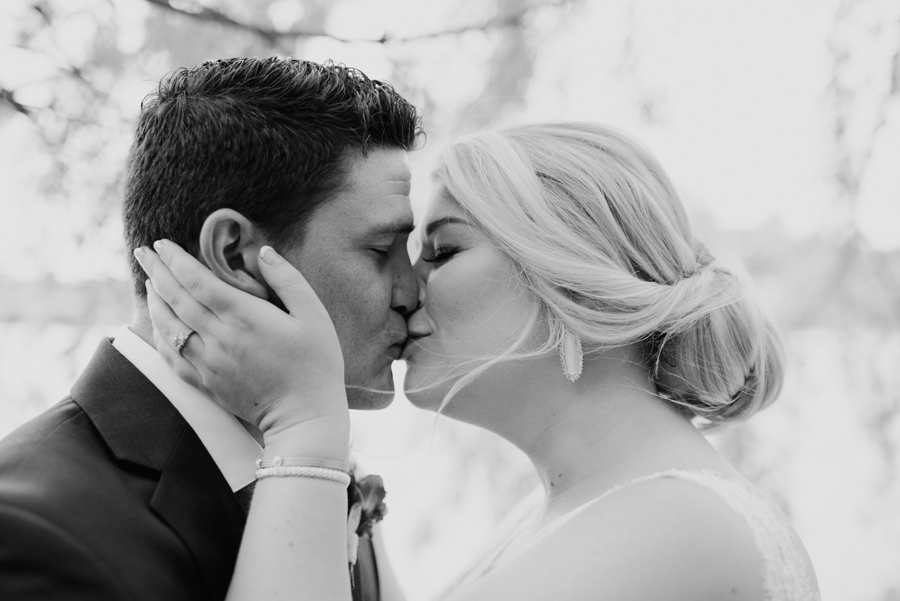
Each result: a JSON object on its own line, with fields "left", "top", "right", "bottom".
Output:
{"left": 412, "top": 259, "right": 429, "bottom": 306}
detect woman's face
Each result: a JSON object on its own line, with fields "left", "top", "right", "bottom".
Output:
{"left": 403, "top": 187, "right": 538, "bottom": 417}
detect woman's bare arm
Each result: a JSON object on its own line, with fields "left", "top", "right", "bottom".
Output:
{"left": 137, "top": 242, "right": 354, "bottom": 600}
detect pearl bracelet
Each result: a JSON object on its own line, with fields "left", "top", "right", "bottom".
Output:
{"left": 255, "top": 465, "right": 351, "bottom": 487}
{"left": 255, "top": 456, "right": 352, "bottom": 473}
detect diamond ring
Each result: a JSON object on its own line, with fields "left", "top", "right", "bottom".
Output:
{"left": 173, "top": 331, "right": 195, "bottom": 355}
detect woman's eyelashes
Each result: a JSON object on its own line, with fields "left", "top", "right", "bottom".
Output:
{"left": 422, "top": 244, "right": 460, "bottom": 267}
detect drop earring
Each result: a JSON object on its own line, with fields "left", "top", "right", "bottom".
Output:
{"left": 558, "top": 329, "right": 583, "bottom": 382}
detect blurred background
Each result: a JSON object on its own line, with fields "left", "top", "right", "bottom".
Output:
{"left": 1, "top": 0, "right": 899, "bottom": 598}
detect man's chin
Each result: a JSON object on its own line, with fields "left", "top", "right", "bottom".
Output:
{"left": 345, "top": 372, "right": 396, "bottom": 410}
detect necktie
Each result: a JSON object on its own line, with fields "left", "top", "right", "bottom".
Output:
{"left": 352, "top": 535, "right": 380, "bottom": 601}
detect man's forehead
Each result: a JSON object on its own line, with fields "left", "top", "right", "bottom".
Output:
{"left": 345, "top": 147, "right": 411, "bottom": 186}
{"left": 328, "top": 148, "right": 414, "bottom": 234}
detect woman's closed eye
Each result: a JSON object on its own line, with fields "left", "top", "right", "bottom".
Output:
{"left": 422, "top": 244, "right": 460, "bottom": 267}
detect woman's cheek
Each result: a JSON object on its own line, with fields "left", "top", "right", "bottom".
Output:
{"left": 428, "top": 260, "right": 486, "bottom": 327}
{"left": 439, "top": 275, "right": 512, "bottom": 352}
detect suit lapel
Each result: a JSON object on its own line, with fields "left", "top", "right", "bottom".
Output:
{"left": 72, "top": 339, "right": 245, "bottom": 599}
{"left": 150, "top": 424, "right": 246, "bottom": 600}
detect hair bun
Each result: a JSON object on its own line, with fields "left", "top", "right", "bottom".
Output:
{"left": 651, "top": 265, "right": 784, "bottom": 425}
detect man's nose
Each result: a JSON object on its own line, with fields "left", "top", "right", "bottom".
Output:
{"left": 391, "top": 253, "right": 420, "bottom": 316}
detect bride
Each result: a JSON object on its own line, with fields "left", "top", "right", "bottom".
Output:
{"left": 136, "top": 122, "right": 820, "bottom": 600}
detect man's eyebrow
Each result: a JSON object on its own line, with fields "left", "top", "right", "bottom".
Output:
{"left": 425, "top": 216, "right": 469, "bottom": 238}
{"left": 365, "top": 219, "right": 416, "bottom": 237}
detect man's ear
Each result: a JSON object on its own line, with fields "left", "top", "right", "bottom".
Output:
{"left": 198, "top": 208, "right": 269, "bottom": 299}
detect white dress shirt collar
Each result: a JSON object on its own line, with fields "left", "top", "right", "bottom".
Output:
{"left": 112, "top": 326, "right": 262, "bottom": 491}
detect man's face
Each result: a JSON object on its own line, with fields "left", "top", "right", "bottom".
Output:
{"left": 283, "top": 148, "right": 418, "bottom": 409}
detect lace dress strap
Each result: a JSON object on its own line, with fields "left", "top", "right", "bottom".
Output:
{"left": 528, "top": 469, "right": 819, "bottom": 601}
{"left": 443, "top": 470, "right": 820, "bottom": 601}
{"left": 647, "top": 470, "right": 819, "bottom": 601}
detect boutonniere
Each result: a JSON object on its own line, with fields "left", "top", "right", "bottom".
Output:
{"left": 347, "top": 470, "right": 388, "bottom": 587}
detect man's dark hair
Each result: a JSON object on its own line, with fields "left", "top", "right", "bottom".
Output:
{"left": 122, "top": 57, "right": 422, "bottom": 297}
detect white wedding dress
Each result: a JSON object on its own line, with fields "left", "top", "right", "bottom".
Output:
{"left": 446, "top": 469, "right": 820, "bottom": 601}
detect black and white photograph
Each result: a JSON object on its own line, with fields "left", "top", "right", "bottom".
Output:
{"left": 1, "top": 1, "right": 898, "bottom": 599}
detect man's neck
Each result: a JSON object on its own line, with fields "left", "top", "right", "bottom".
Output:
{"left": 129, "top": 304, "right": 157, "bottom": 349}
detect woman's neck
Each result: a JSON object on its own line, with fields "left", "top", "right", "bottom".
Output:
{"left": 482, "top": 350, "right": 720, "bottom": 521}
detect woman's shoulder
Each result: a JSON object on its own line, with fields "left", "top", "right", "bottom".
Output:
{"left": 451, "top": 471, "right": 764, "bottom": 601}
{"left": 597, "top": 469, "right": 820, "bottom": 601}
{"left": 537, "top": 469, "right": 820, "bottom": 601}
{"left": 565, "top": 471, "right": 765, "bottom": 599}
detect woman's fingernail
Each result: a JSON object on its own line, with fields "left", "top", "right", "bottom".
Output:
{"left": 133, "top": 247, "right": 145, "bottom": 262}
{"left": 259, "top": 246, "right": 282, "bottom": 265}
{"left": 153, "top": 240, "right": 165, "bottom": 253}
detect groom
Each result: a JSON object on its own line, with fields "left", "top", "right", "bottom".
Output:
{"left": 0, "top": 58, "right": 421, "bottom": 600}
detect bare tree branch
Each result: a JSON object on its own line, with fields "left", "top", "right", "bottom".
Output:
{"left": 145, "top": 0, "right": 283, "bottom": 44}
{"left": 0, "top": 87, "right": 31, "bottom": 117}
{"left": 26, "top": 5, "right": 110, "bottom": 102}
{"left": 143, "top": 0, "right": 567, "bottom": 45}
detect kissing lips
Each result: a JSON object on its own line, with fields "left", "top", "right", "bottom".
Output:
{"left": 400, "top": 336, "right": 428, "bottom": 362}
{"left": 386, "top": 343, "right": 404, "bottom": 361}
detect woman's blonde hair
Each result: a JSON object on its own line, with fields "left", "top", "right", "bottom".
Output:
{"left": 432, "top": 122, "right": 784, "bottom": 426}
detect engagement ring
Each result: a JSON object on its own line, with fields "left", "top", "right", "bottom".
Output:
{"left": 173, "top": 331, "right": 195, "bottom": 355}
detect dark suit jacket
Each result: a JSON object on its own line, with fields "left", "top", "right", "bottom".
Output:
{"left": 0, "top": 339, "right": 268, "bottom": 599}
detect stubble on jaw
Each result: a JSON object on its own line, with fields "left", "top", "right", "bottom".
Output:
{"left": 345, "top": 368, "right": 396, "bottom": 410}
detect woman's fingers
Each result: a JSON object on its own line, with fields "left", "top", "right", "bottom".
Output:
{"left": 152, "top": 240, "right": 243, "bottom": 316}
{"left": 136, "top": 240, "right": 346, "bottom": 437}
{"left": 257, "top": 246, "right": 325, "bottom": 318}
{"left": 156, "top": 336, "right": 206, "bottom": 392}
{"left": 146, "top": 279, "right": 206, "bottom": 391}
{"left": 135, "top": 245, "right": 219, "bottom": 332}
{"left": 145, "top": 279, "right": 205, "bottom": 355}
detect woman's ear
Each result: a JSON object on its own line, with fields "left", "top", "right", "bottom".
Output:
{"left": 198, "top": 208, "right": 269, "bottom": 299}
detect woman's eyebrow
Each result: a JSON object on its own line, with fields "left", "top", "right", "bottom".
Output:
{"left": 424, "top": 216, "right": 469, "bottom": 238}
